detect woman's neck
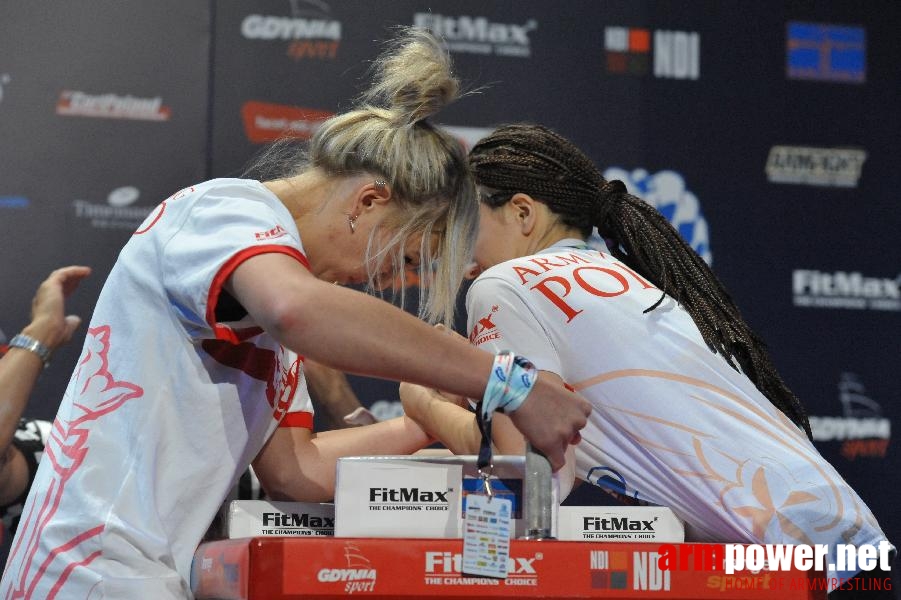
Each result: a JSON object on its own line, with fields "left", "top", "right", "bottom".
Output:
{"left": 263, "top": 170, "right": 332, "bottom": 221}
{"left": 526, "top": 224, "right": 586, "bottom": 256}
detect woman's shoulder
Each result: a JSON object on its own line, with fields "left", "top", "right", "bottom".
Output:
{"left": 192, "top": 178, "right": 272, "bottom": 199}
{"left": 475, "top": 247, "right": 598, "bottom": 285}
{"left": 175, "top": 178, "right": 289, "bottom": 216}
{"left": 467, "top": 254, "right": 547, "bottom": 300}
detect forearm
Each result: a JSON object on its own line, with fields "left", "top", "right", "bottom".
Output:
{"left": 402, "top": 386, "right": 482, "bottom": 455}
{"left": 263, "top": 278, "right": 494, "bottom": 398}
{"left": 311, "top": 415, "right": 432, "bottom": 479}
{"left": 304, "top": 359, "right": 363, "bottom": 429}
{"left": 0, "top": 338, "right": 46, "bottom": 453}
{"left": 0, "top": 265, "right": 87, "bottom": 459}
{"left": 260, "top": 416, "right": 431, "bottom": 502}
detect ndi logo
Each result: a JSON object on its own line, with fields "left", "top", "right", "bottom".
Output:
{"left": 589, "top": 544, "right": 672, "bottom": 592}
{"left": 591, "top": 168, "right": 711, "bottom": 264}
{"left": 590, "top": 550, "right": 629, "bottom": 589}
{"left": 634, "top": 552, "right": 671, "bottom": 591}
{"left": 604, "top": 28, "right": 700, "bottom": 79}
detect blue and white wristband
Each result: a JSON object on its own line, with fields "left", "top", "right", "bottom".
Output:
{"left": 477, "top": 351, "right": 538, "bottom": 471}
{"left": 480, "top": 351, "right": 538, "bottom": 419}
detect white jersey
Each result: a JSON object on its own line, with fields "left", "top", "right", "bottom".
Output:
{"left": 467, "top": 239, "right": 888, "bottom": 580}
{"left": 1, "top": 179, "right": 314, "bottom": 599}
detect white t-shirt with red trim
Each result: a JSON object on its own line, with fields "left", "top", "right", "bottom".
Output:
{"left": 467, "top": 240, "right": 888, "bottom": 581}
{"left": 1, "top": 179, "right": 315, "bottom": 598}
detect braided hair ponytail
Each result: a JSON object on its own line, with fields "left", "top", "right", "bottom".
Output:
{"left": 469, "top": 124, "right": 812, "bottom": 439}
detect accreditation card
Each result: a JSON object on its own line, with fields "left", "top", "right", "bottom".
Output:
{"left": 461, "top": 493, "right": 513, "bottom": 578}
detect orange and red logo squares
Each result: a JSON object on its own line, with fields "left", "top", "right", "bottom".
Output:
{"left": 589, "top": 550, "right": 629, "bottom": 589}
{"left": 604, "top": 27, "right": 650, "bottom": 74}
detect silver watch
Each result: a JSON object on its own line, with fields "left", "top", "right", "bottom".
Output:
{"left": 8, "top": 333, "right": 53, "bottom": 368}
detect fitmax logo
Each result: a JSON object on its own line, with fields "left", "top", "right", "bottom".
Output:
{"left": 469, "top": 305, "right": 500, "bottom": 345}
{"left": 415, "top": 13, "right": 534, "bottom": 44}
{"left": 369, "top": 487, "right": 449, "bottom": 502}
{"left": 425, "top": 551, "right": 538, "bottom": 574}
{"left": 262, "top": 512, "right": 334, "bottom": 528}
{"left": 414, "top": 13, "right": 537, "bottom": 57}
{"left": 793, "top": 269, "right": 900, "bottom": 311}
{"left": 583, "top": 516, "right": 658, "bottom": 532}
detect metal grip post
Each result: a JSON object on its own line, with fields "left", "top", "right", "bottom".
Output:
{"left": 521, "top": 443, "right": 554, "bottom": 539}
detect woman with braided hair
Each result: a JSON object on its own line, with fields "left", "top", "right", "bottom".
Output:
{"left": 401, "top": 123, "right": 893, "bottom": 597}
{"left": 0, "top": 38, "right": 589, "bottom": 598}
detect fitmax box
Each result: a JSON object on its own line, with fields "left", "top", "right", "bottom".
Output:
{"left": 335, "top": 455, "right": 530, "bottom": 539}
{"left": 227, "top": 500, "right": 335, "bottom": 538}
{"left": 557, "top": 505, "right": 684, "bottom": 543}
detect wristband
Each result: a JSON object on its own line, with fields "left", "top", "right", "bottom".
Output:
{"left": 477, "top": 351, "right": 538, "bottom": 471}
{"left": 480, "top": 351, "right": 538, "bottom": 419}
{"left": 497, "top": 354, "right": 537, "bottom": 414}
{"left": 480, "top": 351, "right": 515, "bottom": 420}
{"left": 8, "top": 333, "right": 53, "bottom": 368}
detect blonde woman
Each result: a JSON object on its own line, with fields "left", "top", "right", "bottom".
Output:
{"left": 0, "top": 35, "right": 588, "bottom": 599}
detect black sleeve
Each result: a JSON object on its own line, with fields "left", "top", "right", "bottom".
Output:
{"left": 1, "top": 420, "right": 46, "bottom": 535}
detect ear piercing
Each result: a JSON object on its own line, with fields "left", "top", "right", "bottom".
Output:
{"left": 348, "top": 180, "right": 387, "bottom": 233}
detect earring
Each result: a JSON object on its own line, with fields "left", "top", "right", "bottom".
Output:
{"left": 374, "top": 179, "right": 388, "bottom": 191}
{"left": 347, "top": 214, "right": 358, "bottom": 233}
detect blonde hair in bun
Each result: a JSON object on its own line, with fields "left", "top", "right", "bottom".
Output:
{"left": 306, "top": 27, "right": 476, "bottom": 326}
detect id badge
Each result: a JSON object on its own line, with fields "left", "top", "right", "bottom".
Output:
{"left": 462, "top": 491, "right": 513, "bottom": 578}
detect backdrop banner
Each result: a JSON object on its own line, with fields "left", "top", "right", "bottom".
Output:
{"left": 1, "top": 0, "right": 897, "bottom": 547}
